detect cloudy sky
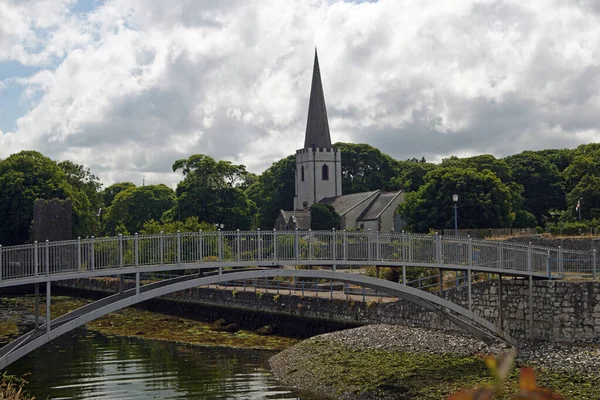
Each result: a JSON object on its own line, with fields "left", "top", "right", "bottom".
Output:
{"left": 1, "top": 0, "right": 600, "bottom": 188}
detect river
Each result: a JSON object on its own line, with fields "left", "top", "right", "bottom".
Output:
{"left": 7, "top": 328, "right": 324, "bottom": 399}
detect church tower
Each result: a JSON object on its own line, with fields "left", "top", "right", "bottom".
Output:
{"left": 294, "top": 49, "right": 342, "bottom": 211}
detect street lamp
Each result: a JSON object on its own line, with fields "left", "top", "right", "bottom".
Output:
{"left": 452, "top": 194, "right": 459, "bottom": 236}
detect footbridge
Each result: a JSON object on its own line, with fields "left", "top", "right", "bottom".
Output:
{"left": 0, "top": 230, "right": 597, "bottom": 369}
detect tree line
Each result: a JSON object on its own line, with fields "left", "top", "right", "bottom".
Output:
{"left": 0, "top": 142, "right": 598, "bottom": 245}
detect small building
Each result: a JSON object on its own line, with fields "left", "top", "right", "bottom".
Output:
{"left": 276, "top": 50, "right": 404, "bottom": 231}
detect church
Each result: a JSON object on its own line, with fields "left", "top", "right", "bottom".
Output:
{"left": 274, "top": 50, "right": 404, "bottom": 232}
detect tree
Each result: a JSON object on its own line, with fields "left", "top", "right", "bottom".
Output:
{"left": 0, "top": 151, "right": 100, "bottom": 245}
{"left": 172, "top": 154, "right": 256, "bottom": 230}
{"left": 310, "top": 203, "right": 340, "bottom": 230}
{"left": 103, "top": 182, "right": 136, "bottom": 207}
{"left": 103, "top": 184, "right": 177, "bottom": 235}
{"left": 441, "top": 154, "right": 513, "bottom": 182}
{"left": 334, "top": 143, "right": 401, "bottom": 194}
{"left": 565, "top": 175, "right": 600, "bottom": 221}
{"left": 245, "top": 155, "right": 296, "bottom": 229}
{"left": 505, "top": 151, "right": 565, "bottom": 226}
{"left": 58, "top": 160, "right": 103, "bottom": 236}
{"left": 392, "top": 160, "right": 437, "bottom": 192}
{"left": 399, "top": 167, "right": 515, "bottom": 233}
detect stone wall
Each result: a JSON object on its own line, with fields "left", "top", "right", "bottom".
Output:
{"left": 56, "top": 278, "right": 600, "bottom": 342}
{"left": 32, "top": 199, "right": 73, "bottom": 242}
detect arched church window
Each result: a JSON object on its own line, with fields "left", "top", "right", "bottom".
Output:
{"left": 322, "top": 164, "right": 329, "bottom": 181}
{"left": 301, "top": 166, "right": 305, "bottom": 181}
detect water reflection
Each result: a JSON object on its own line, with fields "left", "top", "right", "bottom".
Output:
{"left": 8, "top": 329, "right": 321, "bottom": 399}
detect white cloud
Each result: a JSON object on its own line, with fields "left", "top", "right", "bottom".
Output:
{"left": 2, "top": 0, "right": 600, "bottom": 188}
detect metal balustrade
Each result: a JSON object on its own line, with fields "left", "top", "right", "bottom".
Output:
{"left": 0, "top": 230, "right": 598, "bottom": 285}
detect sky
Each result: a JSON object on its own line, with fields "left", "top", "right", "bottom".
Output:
{"left": 1, "top": 0, "right": 600, "bottom": 188}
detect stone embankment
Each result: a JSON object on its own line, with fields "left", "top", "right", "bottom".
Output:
{"left": 270, "top": 324, "right": 600, "bottom": 400}
{"left": 57, "top": 278, "right": 600, "bottom": 342}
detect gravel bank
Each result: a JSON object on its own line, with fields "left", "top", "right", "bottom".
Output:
{"left": 270, "top": 324, "right": 600, "bottom": 399}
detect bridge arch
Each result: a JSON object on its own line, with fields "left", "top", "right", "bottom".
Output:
{"left": 0, "top": 269, "right": 514, "bottom": 370}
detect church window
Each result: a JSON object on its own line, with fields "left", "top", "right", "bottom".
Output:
{"left": 301, "top": 166, "right": 305, "bottom": 181}
{"left": 322, "top": 164, "right": 329, "bottom": 181}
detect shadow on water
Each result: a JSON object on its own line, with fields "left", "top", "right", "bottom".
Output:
{"left": 7, "top": 329, "right": 326, "bottom": 399}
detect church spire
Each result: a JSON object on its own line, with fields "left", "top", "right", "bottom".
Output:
{"left": 304, "top": 48, "right": 332, "bottom": 149}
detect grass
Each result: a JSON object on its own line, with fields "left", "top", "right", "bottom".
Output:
{"left": 281, "top": 339, "right": 600, "bottom": 399}
{"left": 1, "top": 296, "right": 298, "bottom": 351}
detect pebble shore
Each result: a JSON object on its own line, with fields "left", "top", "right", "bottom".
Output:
{"left": 270, "top": 324, "right": 600, "bottom": 399}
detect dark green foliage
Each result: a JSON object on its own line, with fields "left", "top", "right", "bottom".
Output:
{"left": 310, "top": 203, "right": 340, "bottom": 230}
{"left": 102, "top": 182, "right": 136, "bottom": 207}
{"left": 392, "top": 160, "right": 436, "bottom": 192}
{"left": 311, "top": 204, "right": 341, "bottom": 230}
{"left": 104, "top": 184, "right": 177, "bottom": 235}
{"left": 399, "top": 167, "right": 515, "bottom": 232}
{"left": 505, "top": 151, "right": 565, "bottom": 226}
{"left": 335, "top": 143, "right": 401, "bottom": 194}
{"left": 172, "top": 154, "right": 257, "bottom": 230}
{"left": 0, "top": 151, "right": 95, "bottom": 245}
{"left": 245, "top": 155, "right": 296, "bottom": 229}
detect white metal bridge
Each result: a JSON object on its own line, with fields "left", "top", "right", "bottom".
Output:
{"left": 0, "top": 229, "right": 597, "bottom": 370}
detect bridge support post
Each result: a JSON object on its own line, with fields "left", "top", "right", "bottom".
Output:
{"left": 218, "top": 230, "right": 223, "bottom": 281}
{"left": 332, "top": 228, "right": 336, "bottom": 271}
{"left": 367, "top": 230, "right": 372, "bottom": 261}
{"left": 439, "top": 269, "right": 443, "bottom": 295}
{"left": 257, "top": 229, "right": 261, "bottom": 262}
{"left": 498, "top": 274, "right": 504, "bottom": 332}
{"left": 467, "top": 269, "right": 472, "bottom": 311}
{"left": 343, "top": 230, "right": 347, "bottom": 261}
{"left": 558, "top": 246, "right": 563, "bottom": 277}
{"left": 118, "top": 234, "right": 123, "bottom": 268}
{"left": 34, "top": 283, "right": 39, "bottom": 329}
{"left": 34, "top": 241, "right": 39, "bottom": 276}
{"left": 46, "top": 281, "right": 51, "bottom": 334}
{"left": 136, "top": 273, "right": 140, "bottom": 296}
{"left": 45, "top": 240, "right": 49, "bottom": 275}
{"left": 376, "top": 266, "right": 380, "bottom": 279}
{"left": 295, "top": 228, "right": 299, "bottom": 262}
{"left": 272, "top": 229, "right": 276, "bottom": 261}
{"left": 177, "top": 230, "right": 181, "bottom": 265}
{"left": 0, "top": 244, "right": 2, "bottom": 282}
{"left": 160, "top": 231, "right": 164, "bottom": 264}
{"left": 91, "top": 236, "right": 95, "bottom": 272}
{"left": 401, "top": 231, "right": 406, "bottom": 285}
{"left": 77, "top": 237, "right": 81, "bottom": 271}
{"left": 528, "top": 274, "right": 533, "bottom": 340}
{"left": 593, "top": 249, "right": 597, "bottom": 280}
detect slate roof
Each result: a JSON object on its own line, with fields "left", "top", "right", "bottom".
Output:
{"left": 358, "top": 191, "right": 402, "bottom": 221}
{"left": 290, "top": 213, "right": 311, "bottom": 230}
{"left": 304, "top": 49, "right": 332, "bottom": 149}
{"left": 319, "top": 190, "right": 380, "bottom": 216}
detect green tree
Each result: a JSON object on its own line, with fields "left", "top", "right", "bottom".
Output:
{"left": 104, "top": 184, "right": 177, "bottom": 235}
{"left": 245, "top": 155, "right": 296, "bottom": 229}
{"left": 565, "top": 175, "right": 600, "bottom": 221}
{"left": 505, "top": 151, "right": 565, "bottom": 225}
{"left": 140, "top": 216, "right": 216, "bottom": 234}
{"left": 335, "top": 142, "right": 400, "bottom": 194}
{"left": 399, "top": 167, "right": 515, "bottom": 232}
{"left": 392, "top": 160, "right": 437, "bottom": 192}
{"left": 58, "top": 160, "right": 103, "bottom": 236}
{"left": 0, "top": 151, "right": 99, "bottom": 245}
{"left": 441, "top": 154, "right": 513, "bottom": 182}
{"left": 172, "top": 154, "right": 256, "bottom": 230}
{"left": 102, "top": 182, "right": 136, "bottom": 207}
{"left": 310, "top": 203, "right": 340, "bottom": 230}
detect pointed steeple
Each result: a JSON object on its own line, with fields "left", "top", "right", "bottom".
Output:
{"left": 304, "top": 48, "right": 332, "bottom": 149}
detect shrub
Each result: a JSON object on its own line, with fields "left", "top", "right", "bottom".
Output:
{"left": 273, "top": 294, "right": 280, "bottom": 303}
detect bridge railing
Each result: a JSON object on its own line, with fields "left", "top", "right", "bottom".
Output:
{"left": 0, "top": 230, "right": 598, "bottom": 283}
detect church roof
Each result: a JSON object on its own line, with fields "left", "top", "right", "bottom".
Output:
{"left": 320, "top": 190, "right": 380, "bottom": 216}
{"left": 358, "top": 191, "right": 403, "bottom": 221}
{"left": 304, "top": 49, "right": 332, "bottom": 150}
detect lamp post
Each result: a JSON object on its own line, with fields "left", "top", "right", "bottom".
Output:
{"left": 452, "top": 194, "right": 459, "bottom": 236}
